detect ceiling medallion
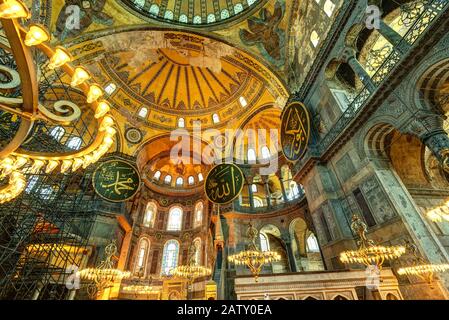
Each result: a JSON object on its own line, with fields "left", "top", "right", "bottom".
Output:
{"left": 125, "top": 127, "right": 143, "bottom": 144}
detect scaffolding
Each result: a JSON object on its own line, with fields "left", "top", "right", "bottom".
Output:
{"left": 0, "top": 166, "right": 99, "bottom": 300}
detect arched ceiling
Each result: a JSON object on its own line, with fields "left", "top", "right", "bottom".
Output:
{"left": 120, "top": 0, "right": 264, "bottom": 26}
{"left": 75, "top": 29, "right": 288, "bottom": 131}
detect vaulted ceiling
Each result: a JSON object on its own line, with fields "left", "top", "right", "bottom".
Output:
{"left": 120, "top": 0, "right": 264, "bottom": 26}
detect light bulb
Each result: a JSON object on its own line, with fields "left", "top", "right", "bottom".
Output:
{"left": 30, "top": 160, "right": 45, "bottom": 173}
{"left": 104, "top": 127, "right": 116, "bottom": 137}
{"left": 71, "top": 66, "right": 90, "bottom": 87}
{"left": 95, "top": 101, "right": 110, "bottom": 119}
{"left": 102, "top": 136, "right": 114, "bottom": 147}
{"left": 0, "top": 0, "right": 30, "bottom": 19}
{"left": 82, "top": 155, "right": 93, "bottom": 169}
{"left": 72, "top": 158, "right": 84, "bottom": 172}
{"left": 87, "top": 84, "right": 103, "bottom": 103}
{"left": 60, "top": 160, "right": 72, "bottom": 173}
{"left": 13, "top": 156, "right": 28, "bottom": 169}
{"left": 99, "top": 116, "right": 114, "bottom": 131}
{"left": 48, "top": 46, "right": 72, "bottom": 70}
{"left": 24, "top": 24, "right": 50, "bottom": 46}
{"left": 45, "top": 160, "right": 59, "bottom": 174}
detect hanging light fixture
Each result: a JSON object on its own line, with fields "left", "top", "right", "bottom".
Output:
{"left": 77, "top": 241, "right": 131, "bottom": 299}
{"left": 228, "top": 223, "right": 281, "bottom": 282}
{"left": 397, "top": 241, "right": 449, "bottom": 287}
{"left": 95, "top": 101, "right": 111, "bottom": 119}
{"left": 339, "top": 215, "right": 405, "bottom": 270}
{"left": 87, "top": 84, "right": 103, "bottom": 103}
{"left": 0, "top": 0, "right": 30, "bottom": 19}
{"left": 71, "top": 67, "right": 91, "bottom": 87}
{"left": 24, "top": 24, "right": 50, "bottom": 46}
{"left": 48, "top": 46, "right": 72, "bottom": 69}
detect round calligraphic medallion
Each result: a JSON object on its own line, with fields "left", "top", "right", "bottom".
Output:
{"left": 205, "top": 163, "right": 244, "bottom": 205}
{"left": 281, "top": 101, "right": 311, "bottom": 162}
{"left": 92, "top": 160, "right": 141, "bottom": 202}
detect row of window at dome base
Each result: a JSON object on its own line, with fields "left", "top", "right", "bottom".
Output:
{"left": 142, "top": 202, "right": 204, "bottom": 230}
{"left": 134, "top": 238, "right": 203, "bottom": 277}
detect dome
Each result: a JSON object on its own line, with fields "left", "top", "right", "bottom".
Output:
{"left": 120, "top": 0, "right": 263, "bottom": 27}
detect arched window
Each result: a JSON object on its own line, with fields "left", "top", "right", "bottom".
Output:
{"left": 149, "top": 4, "right": 159, "bottom": 15}
{"left": 193, "top": 238, "right": 201, "bottom": 265}
{"left": 66, "top": 137, "right": 82, "bottom": 150}
{"left": 135, "top": 238, "right": 149, "bottom": 274}
{"left": 324, "top": 0, "right": 336, "bottom": 17}
{"left": 254, "top": 197, "right": 264, "bottom": 208}
{"left": 251, "top": 184, "right": 258, "bottom": 193}
{"left": 239, "top": 96, "right": 248, "bottom": 107}
{"left": 143, "top": 202, "right": 157, "bottom": 227}
{"left": 193, "top": 15, "right": 202, "bottom": 24}
{"left": 138, "top": 107, "right": 148, "bottom": 118}
{"left": 188, "top": 176, "right": 195, "bottom": 185}
{"left": 207, "top": 13, "right": 216, "bottom": 23}
{"left": 194, "top": 202, "right": 203, "bottom": 228}
{"left": 248, "top": 148, "right": 256, "bottom": 162}
{"left": 153, "top": 171, "right": 161, "bottom": 180}
{"left": 311, "top": 31, "right": 320, "bottom": 47}
{"left": 178, "top": 118, "right": 185, "bottom": 128}
{"left": 234, "top": 3, "right": 244, "bottom": 14}
{"left": 161, "top": 240, "right": 179, "bottom": 275}
{"left": 179, "top": 14, "right": 188, "bottom": 23}
{"left": 306, "top": 234, "right": 320, "bottom": 252}
{"left": 167, "top": 207, "right": 183, "bottom": 231}
{"left": 198, "top": 173, "right": 204, "bottom": 182}
{"left": 176, "top": 177, "right": 184, "bottom": 187}
{"left": 104, "top": 83, "right": 117, "bottom": 95}
{"left": 261, "top": 146, "right": 271, "bottom": 159}
{"left": 164, "top": 10, "right": 173, "bottom": 20}
{"left": 50, "top": 126, "right": 65, "bottom": 141}
{"left": 260, "top": 233, "right": 270, "bottom": 252}
{"left": 212, "top": 113, "right": 220, "bottom": 124}
{"left": 164, "top": 175, "right": 172, "bottom": 185}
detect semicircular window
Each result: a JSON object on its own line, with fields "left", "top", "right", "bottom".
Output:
{"left": 121, "top": 0, "right": 262, "bottom": 26}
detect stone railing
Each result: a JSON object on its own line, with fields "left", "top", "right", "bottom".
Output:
{"left": 297, "top": 0, "right": 449, "bottom": 174}
{"left": 234, "top": 269, "right": 403, "bottom": 300}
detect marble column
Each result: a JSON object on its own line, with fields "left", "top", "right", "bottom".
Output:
{"left": 347, "top": 55, "right": 377, "bottom": 92}
{"left": 279, "top": 176, "right": 289, "bottom": 203}
{"left": 264, "top": 180, "right": 271, "bottom": 208}
{"left": 378, "top": 20, "right": 411, "bottom": 54}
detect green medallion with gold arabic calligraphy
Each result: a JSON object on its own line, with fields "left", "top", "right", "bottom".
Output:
{"left": 281, "top": 101, "right": 311, "bottom": 162}
{"left": 205, "top": 163, "right": 244, "bottom": 205}
{"left": 92, "top": 160, "right": 141, "bottom": 202}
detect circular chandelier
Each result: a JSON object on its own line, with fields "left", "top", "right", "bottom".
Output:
{"left": 228, "top": 223, "right": 281, "bottom": 282}
{"left": 171, "top": 241, "right": 212, "bottom": 283}
{"left": 0, "top": 0, "right": 116, "bottom": 203}
{"left": 339, "top": 215, "right": 405, "bottom": 270}
{"left": 171, "top": 265, "right": 212, "bottom": 280}
{"left": 397, "top": 241, "right": 449, "bottom": 286}
{"left": 77, "top": 241, "right": 130, "bottom": 298}
{"left": 426, "top": 201, "right": 449, "bottom": 223}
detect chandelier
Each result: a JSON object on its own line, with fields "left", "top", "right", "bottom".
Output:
{"left": 171, "top": 241, "right": 212, "bottom": 283}
{"left": 77, "top": 241, "right": 131, "bottom": 298}
{"left": 397, "top": 241, "right": 449, "bottom": 287}
{"left": 339, "top": 215, "right": 405, "bottom": 270}
{"left": 228, "top": 223, "right": 281, "bottom": 282}
{"left": 426, "top": 201, "right": 449, "bottom": 222}
{"left": 0, "top": 0, "right": 116, "bottom": 203}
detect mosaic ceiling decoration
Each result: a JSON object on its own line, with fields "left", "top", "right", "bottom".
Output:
{"left": 71, "top": 30, "right": 288, "bottom": 131}
{"left": 121, "top": 0, "right": 263, "bottom": 26}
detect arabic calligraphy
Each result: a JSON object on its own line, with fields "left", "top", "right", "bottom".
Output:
{"left": 205, "top": 163, "right": 244, "bottom": 205}
{"left": 281, "top": 101, "right": 310, "bottom": 162}
{"left": 93, "top": 160, "right": 141, "bottom": 202}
